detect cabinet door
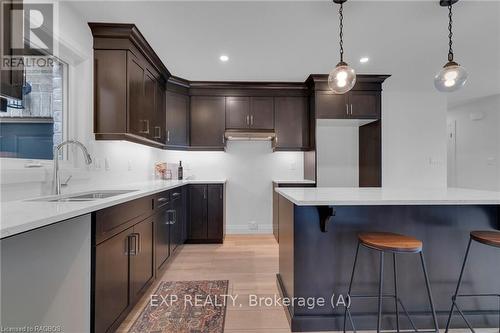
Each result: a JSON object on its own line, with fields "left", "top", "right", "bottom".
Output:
{"left": 154, "top": 207, "right": 170, "bottom": 272}
{"left": 190, "top": 96, "right": 226, "bottom": 147}
{"left": 274, "top": 96, "right": 309, "bottom": 150}
{"left": 130, "top": 217, "right": 154, "bottom": 303}
{"left": 94, "top": 50, "right": 127, "bottom": 134}
{"left": 188, "top": 185, "right": 207, "bottom": 240}
{"left": 166, "top": 91, "right": 189, "bottom": 146}
{"left": 250, "top": 97, "right": 274, "bottom": 129}
{"left": 316, "top": 92, "right": 348, "bottom": 119}
{"left": 94, "top": 228, "right": 131, "bottom": 333}
{"left": 153, "top": 81, "right": 166, "bottom": 142}
{"left": 226, "top": 97, "right": 250, "bottom": 129}
{"left": 171, "top": 190, "right": 183, "bottom": 252}
{"left": 127, "top": 53, "right": 146, "bottom": 136}
{"left": 142, "top": 69, "right": 157, "bottom": 139}
{"left": 207, "top": 184, "right": 224, "bottom": 240}
{"left": 348, "top": 91, "right": 380, "bottom": 119}
{"left": 0, "top": 1, "right": 23, "bottom": 100}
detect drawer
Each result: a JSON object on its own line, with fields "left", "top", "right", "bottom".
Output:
{"left": 95, "top": 196, "right": 153, "bottom": 244}
{"left": 154, "top": 191, "right": 171, "bottom": 209}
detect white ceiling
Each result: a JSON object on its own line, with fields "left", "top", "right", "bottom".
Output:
{"left": 68, "top": 0, "right": 500, "bottom": 106}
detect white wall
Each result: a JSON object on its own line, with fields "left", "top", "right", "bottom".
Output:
{"left": 316, "top": 120, "right": 359, "bottom": 187}
{"left": 447, "top": 94, "right": 500, "bottom": 191}
{"left": 382, "top": 90, "right": 448, "bottom": 188}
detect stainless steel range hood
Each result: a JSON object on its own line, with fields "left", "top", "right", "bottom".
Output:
{"left": 224, "top": 130, "right": 276, "bottom": 141}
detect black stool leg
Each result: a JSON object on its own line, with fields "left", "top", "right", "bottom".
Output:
{"left": 344, "top": 242, "right": 360, "bottom": 333}
{"left": 377, "top": 251, "right": 385, "bottom": 333}
{"left": 445, "top": 237, "right": 473, "bottom": 333}
{"left": 420, "top": 251, "right": 439, "bottom": 333}
{"left": 393, "top": 253, "right": 400, "bottom": 333}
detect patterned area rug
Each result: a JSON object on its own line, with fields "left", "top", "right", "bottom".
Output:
{"left": 129, "top": 280, "right": 229, "bottom": 333}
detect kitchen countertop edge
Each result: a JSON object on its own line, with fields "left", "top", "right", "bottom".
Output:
{"left": 0, "top": 179, "right": 226, "bottom": 239}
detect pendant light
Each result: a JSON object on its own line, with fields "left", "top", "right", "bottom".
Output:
{"left": 328, "top": 0, "right": 356, "bottom": 94}
{"left": 434, "top": 0, "right": 468, "bottom": 92}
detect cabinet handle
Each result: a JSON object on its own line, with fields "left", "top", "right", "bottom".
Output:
{"left": 250, "top": 115, "right": 254, "bottom": 126}
{"left": 203, "top": 188, "right": 207, "bottom": 200}
{"left": 350, "top": 104, "right": 353, "bottom": 115}
{"left": 158, "top": 197, "right": 169, "bottom": 202}
{"left": 136, "top": 233, "right": 141, "bottom": 254}
{"left": 167, "top": 130, "right": 170, "bottom": 142}
{"left": 140, "top": 120, "right": 150, "bottom": 134}
{"left": 128, "top": 234, "right": 137, "bottom": 256}
{"left": 154, "top": 126, "right": 161, "bottom": 139}
{"left": 346, "top": 104, "right": 349, "bottom": 116}
{"left": 172, "top": 192, "right": 181, "bottom": 198}
{"left": 222, "top": 134, "right": 225, "bottom": 144}
{"left": 246, "top": 115, "right": 250, "bottom": 125}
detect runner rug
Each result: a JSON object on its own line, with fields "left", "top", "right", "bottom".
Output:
{"left": 129, "top": 280, "right": 229, "bottom": 333}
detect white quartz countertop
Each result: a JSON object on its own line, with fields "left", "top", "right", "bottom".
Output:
{"left": 0, "top": 179, "right": 226, "bottom": 239}
{"left": 275, "top": 187, "right": 500, "bottom": 206}
{"left": 272, "top": 179, "right": 316, "bottom": 185}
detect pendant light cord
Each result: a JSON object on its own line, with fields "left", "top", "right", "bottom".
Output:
{"left": 339, "top": 2, "right": 344, "bottom": 62}
{"left": 448, "top": 4, "right": 454, "bottom": 62}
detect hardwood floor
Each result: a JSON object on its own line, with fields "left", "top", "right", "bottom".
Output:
{"left": 117, "top": 235, "right": 498, "bottom": 333}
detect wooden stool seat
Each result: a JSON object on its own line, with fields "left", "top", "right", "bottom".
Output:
{"left": 470, "top": 230, "right": 500, "bottom": 248}
{"left": 358, "top": 232, "right": 423, "bottom": 253}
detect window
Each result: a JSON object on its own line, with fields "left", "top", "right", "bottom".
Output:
{"left": 0, "top": 57, "right": 68, "bottom": 160}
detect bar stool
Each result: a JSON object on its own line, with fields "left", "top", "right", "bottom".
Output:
{"left": 344, "top": 232, "right": 439, "bottom": 333}
{"left": 445, "top": 230, "right": 500, "bottom": 333}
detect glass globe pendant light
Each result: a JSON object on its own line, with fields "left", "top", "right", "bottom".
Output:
{"left": 328, "top": 0, "right": 356, "bottom": 94}
{"left": 434, "top": 0, "right": 468, "bottom": 92}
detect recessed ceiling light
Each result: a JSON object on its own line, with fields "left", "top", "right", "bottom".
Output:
{"left": 360, "top": 57, "right": 369, "bottom": 63}
{"left": 219, "top": 55, "right": 229, "bottom": 62}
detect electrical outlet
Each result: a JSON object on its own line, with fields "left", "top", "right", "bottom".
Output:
{"left": 248, "top": 221, "right": 258, "bottom": 231}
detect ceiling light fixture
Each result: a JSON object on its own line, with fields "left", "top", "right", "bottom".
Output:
{"left": 434, "top": 0, "right": 468, "bottom": 92}
{"left": 360, "top": 57, "right": 369, "bottom": 64}
{"left": 219, "top": 55, "right": 229, "bottom": 62}
{"left": 328, "top": 0, "right": 356, "bottom": 94}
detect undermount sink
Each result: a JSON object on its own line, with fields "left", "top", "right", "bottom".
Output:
{"left": 29, "top": 190, "right": 138, "bottom": 202}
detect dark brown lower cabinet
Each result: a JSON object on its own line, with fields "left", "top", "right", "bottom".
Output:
{"left": 94, "top": 227, "right": 131, "bottom": 333}
{"left": 188, "top": 184, "right": 224, "bottom": 243}
{"left": 129, "top": 217, "right": 154, "bottom": 303}
{"left": 93, "top": 184, "right": 219, "bottom": 332}
{"left": 94, "top": 216, "right": 154, "bottom": 333}
{"left": 154, "top": 204, "right": 171, "bottom": 274}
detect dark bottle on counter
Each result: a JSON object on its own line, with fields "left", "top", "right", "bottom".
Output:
{"left": 178, "top": 161, "right": 183, "bottom": 180}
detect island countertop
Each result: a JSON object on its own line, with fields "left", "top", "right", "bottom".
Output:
{"left": 275, "top": 187, "right": 500, "bottom": 206}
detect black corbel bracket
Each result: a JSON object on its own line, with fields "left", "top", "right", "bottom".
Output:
{"left": 317, "top": 206, "right": 335, "bottom": 232}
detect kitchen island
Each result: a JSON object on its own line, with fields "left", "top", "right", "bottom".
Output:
{"left": 275, "top": 187, "right": 500, "bottom": 332}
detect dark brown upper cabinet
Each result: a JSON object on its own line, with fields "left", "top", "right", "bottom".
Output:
{"left": 226, "top": 96, "right": 274, "bottom": 130}
{"left": 349, "top": 91, "right": 380, "bottom": 119}
{"left": 274, "top": 96, "right": 309, "bottom": 151}
{"left": 226, "top": 97, "right": 250, "bottom": 129}
{"left": 190, "top": 96, "right": 226, "bottom": 150}
{"left": 0, "top": 1, "right": 24, "bottom": 100}
{"left": 90, "top": 23, "right": 170, "bottom": 149}
{"left": 250, "top": 97, "right": 274, "bottom": 129}
{"left": 166, "top": 90, "right": 189, "bottom": 147}
{"left": 308, "top": 74, "right": 389, "bottom": 120}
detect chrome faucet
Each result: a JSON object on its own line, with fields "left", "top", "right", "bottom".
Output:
{"left": 53, "top": 140, "right": 92, "bottom": 195}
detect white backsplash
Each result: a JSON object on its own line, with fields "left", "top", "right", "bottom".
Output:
{"left": 1, "top": 140, "right": 304, "bottom": 234}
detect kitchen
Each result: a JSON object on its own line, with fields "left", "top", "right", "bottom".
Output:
{"left": 1, "top": 1, "right": 499, "bottom": 333}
